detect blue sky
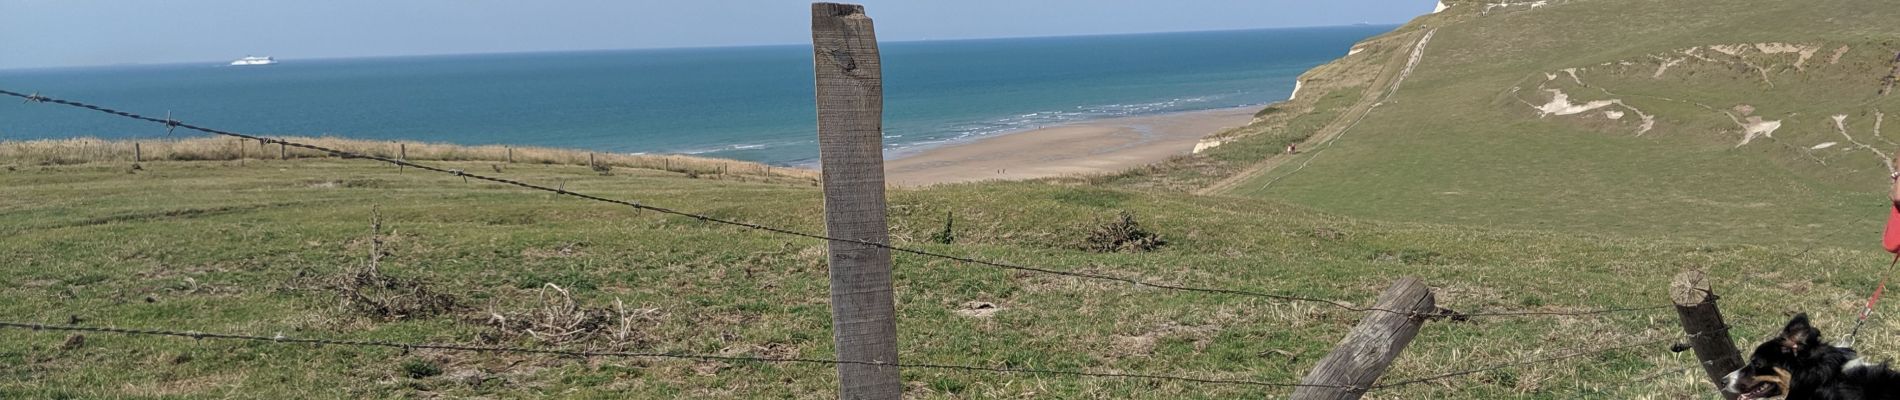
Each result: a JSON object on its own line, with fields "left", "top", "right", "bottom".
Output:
{"left": 0, "top": 1, "right": 1433, "bottom": 70}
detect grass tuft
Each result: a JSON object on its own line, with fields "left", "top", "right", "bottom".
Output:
{"left": 400, "top": 359, "right": 443, "bottom": 379}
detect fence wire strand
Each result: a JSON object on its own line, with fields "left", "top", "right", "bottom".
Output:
{"left": 1372, "top": 327, "right": 1727, "bottom": 390}
{"left": 0, "top": 319, "right": 1713, "bottom": 393}
{"left": 1373, "top": 337, "right": 1673, "bottom": 389}
{"left": 0, "top": 320, "right": 1341, "bottom": 390}
{"left": 0, "top": 89, "right": 1677, "bottom": 320}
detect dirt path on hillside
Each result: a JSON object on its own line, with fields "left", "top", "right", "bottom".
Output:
{"left": 1195, "top": 28, "right": 1437, "bottom": 196}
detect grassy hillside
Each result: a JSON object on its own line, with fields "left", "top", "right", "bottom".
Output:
{"left": 3, "top": 155, "right": 1900, "bottom": 399}
{"left": 1121, "top": 0, "right": 1900, "bottom": 248}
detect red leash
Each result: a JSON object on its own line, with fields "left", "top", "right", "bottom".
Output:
{"left": 1847, "top": 252, "right": 1900, "bottom": 346}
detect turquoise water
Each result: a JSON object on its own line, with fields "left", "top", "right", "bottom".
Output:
{"left": 0, "top": 25, "right": 1391, "bottom": 165}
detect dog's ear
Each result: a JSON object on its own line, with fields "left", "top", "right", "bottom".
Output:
{"left": 1780, "top": 313, "right": 1822, "bottom": 353}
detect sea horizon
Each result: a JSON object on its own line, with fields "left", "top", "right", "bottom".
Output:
{"left": 0, "top": 24, "right": 1395, "bottom": 73}
{"left": 0, "top": 24, "right": 1395, "bottom": 166}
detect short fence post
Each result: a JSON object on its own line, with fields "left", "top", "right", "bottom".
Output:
{"left": 1672, "top": 270, "right": 1743, "bottom": 400}
{"left": 1292, "top": 277, "right": 1435, "bottom": 400}
{"left": 134, "top": 142, "right": 142, "bottom": 162}
{"left": 399, "top": 143, "right": 407, "bottom": 173}
{"left": 589, "top": 152, "right": 596, "bottom": 168}
{"left": 507, "top": 147, "right": 514, "bottom": 163}
{"left": 813, "top": 3, "right": 900, "bottom": 399}
{"left": 280, "top": 142, "right": 287, "bottom": 160}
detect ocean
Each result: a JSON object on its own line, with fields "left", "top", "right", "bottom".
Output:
{"left": 0, "top": 25, "right": 1392, "bottom": 166}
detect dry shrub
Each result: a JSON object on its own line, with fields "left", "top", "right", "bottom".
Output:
{"left": 328, "top": 210, "right": 458, "bottom": 320}
{"left": 481, "top": 283, "right": 657, "bottom": 346}
{"left": 1083, "top": 211, "right": 1166, "bottom": 253}
{"left": 331, "top": 267, "right": 460, "bottom": 321}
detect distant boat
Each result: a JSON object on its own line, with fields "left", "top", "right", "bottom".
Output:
{"left": 229, "top": 56, "right": 277, "bottom": 66}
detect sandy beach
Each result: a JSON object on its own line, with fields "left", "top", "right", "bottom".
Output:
{"left": 885, "top": 107, "right": 1257, "bottom": 187}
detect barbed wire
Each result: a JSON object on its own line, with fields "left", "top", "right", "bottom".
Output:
{"left": 1370, "top": 327, "right": 1726, "bottom": 390}
{"left": 1452, "top": 304, "right": 1674, "bottom": 318}
{"left": 1373, "top": 337, "right": 1672, "bottom": 389}
{"left": 0, "top": 89, "right": 1676, "bottom": 320}
{"left": 0, "top": 318, "right": 1715, "bottom": 393}
{"left": 0, "top": 320, "right": 1341, "bottom": 390}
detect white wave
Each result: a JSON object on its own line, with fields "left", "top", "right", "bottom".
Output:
{"left": 671, "top": 140, "right": 804, "bottom": 155}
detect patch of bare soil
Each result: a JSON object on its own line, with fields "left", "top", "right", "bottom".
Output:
{"left": 954, "top": 301, "right": 1002, "bottom": 318}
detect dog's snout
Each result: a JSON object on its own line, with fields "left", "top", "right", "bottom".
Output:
{"left": 1721, "top": 369, "right": 1743, "bottom": 393}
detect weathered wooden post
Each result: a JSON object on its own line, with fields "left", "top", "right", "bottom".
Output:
{"left": 279, "top": 142, "right": 287, "bottom": 160}
{"left": 507, "top": 147, "right": 514, "bottom": 163}
{"left": 813, "top": 3, "right": 900, "bottom": 399}
{"left": 1673, "top": 270, "right": 1743, "bottom": 400}
{"left": 399, "top": 143, "right": 407, "bottom": 173}
{"left": 1292, "top": 277, "right": 1435, "bottom": 400}
{"left": 133, "top": 142, "right": 142, "bottom": 162}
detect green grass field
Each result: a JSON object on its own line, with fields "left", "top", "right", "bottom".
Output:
{"left": 11, "top": 0, "right": 1900, "bottom": 398}
{"left": 4, "top": 157, "right": 1900, "bottom": 399}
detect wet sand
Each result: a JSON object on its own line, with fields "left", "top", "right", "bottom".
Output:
{"left": 884, "top": 107, "right": 1256, "bottom": 187}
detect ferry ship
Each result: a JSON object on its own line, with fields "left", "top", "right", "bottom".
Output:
{"left": 229, "top": 56, "right": 277, "bottom": 66}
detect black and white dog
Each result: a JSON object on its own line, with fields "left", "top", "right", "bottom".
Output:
{"left": 1723, "top": 314, "right": 1900, "bottom": 399}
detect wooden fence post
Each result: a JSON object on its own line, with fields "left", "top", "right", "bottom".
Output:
{"left": 1292, "top": 277, "right": 1435, "bottom": 400}
{"left": 507, "top": 147, "right": 514, "bottom": 163}
{"left": 280, "top": 142, "right": 287, "bottom": 160}
{"left": 1673, "top": 270, "right": 1743, "bottom": 400}
{"left": 813, "top": 3, "right": 900, "bottom": 399}
{"left": 134, "top": 142, "right": 142, "bottom": 162}
{"left": 589, "top": 152, "right": 596, "bottom": 168}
